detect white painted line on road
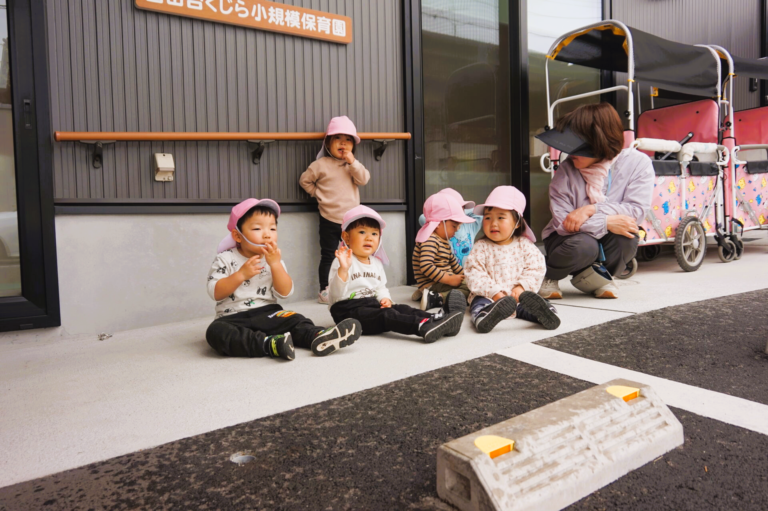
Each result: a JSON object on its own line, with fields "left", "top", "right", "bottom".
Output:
{"left": 497, "top": 343, "right": 768, "bottom": 436}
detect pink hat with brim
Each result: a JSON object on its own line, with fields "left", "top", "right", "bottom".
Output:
{"left": 473, "top": 186, "right": 536, "bottom": 243}
{"left": 217, "top": 198, "right": 281, "bottom": 253}
{"left": 416, "top": 193, "right": 476, "bottom": 243}
{"left": 438, "top": 188, "right": 475, "bottom": 210}
{"left": 340, "top": 205, "right": 389, "bottom": 265}
{"left": 316, "top": 115, "right": 361, "bottom": 159}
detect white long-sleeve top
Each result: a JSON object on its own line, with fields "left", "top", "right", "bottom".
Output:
{"left": 207, "top": 249, "right": 294, "bottom": 319}
{"left": 464, "top": 237, "right": 547, "bottom": 302}
{"left": 328, "top": 256, "right": 392, "bottom": 305}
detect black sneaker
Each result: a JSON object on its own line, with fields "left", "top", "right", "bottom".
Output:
{"left": 420, "top": 290, "right": 444, "bottom": 311}
{"left": 518, "top": 291, "right": 561, "bottom": 330}
{"left": 419, "top": 311, "right": 464, "bottom": 343}
{"left": 265, "top": 333, "right": 295, "bottom": 361}
{"left": 474, "top": 296, "right": 517, "bottom": 334}
{"left": 311, "top": 318, "right": 362, "bottom": 357}
{"left": 444, "top": 289, "right": 468, "bottom": 314}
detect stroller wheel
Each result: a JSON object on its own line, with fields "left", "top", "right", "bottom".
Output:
{"left": 637, "top": 245, "right": 661, "bottom": 262}
{"left": 731, "top": 236, "right": 744, "bottom": 260}
{"left": 717, "top": 239, "right": 738, "bottom": 263}
{"left": 615, "top": 258, "right": 638, "bottom": 280}
{"left": 674, "top": 216, "right": 707, "bottom": 272}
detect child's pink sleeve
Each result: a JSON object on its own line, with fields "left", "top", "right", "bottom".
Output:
{"left": 465, "top": 242, "right": 503, "bottom": 299}
{"left": 348, "top": 160, "right": 370, "bottom": 186}
{"left": 516, "top": 239, "right": 547, "bottom": 292}
{"left": 299, "top": 163, "right": 319, "bottom": 197}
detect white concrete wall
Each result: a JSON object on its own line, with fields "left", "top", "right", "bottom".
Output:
{"left": 54, "top": 212, "right": 407, "bottom": 335}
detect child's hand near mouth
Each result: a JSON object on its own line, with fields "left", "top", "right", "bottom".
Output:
{"left": 340, "top": 148, "right": 356, "bottom": 165}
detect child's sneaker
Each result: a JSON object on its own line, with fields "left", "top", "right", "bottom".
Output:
{"left": 318, "top": 287, "right": 330, "bottom": 304}
{"left": 311, "top": 318, "right": 362, "bottom": 357}
{"left": 444, "top": 289, "right": 468, "bottom": 314}
{"left": 419, "top": 310, "right": 464, "bottom": 343}
{"left": 474, "top": 296, "right": 517, "bottom": 334}
{"left": 517, "top": 291, "right": 561, "bottom": 330}
{"left": 265, "top": 333, "right": 295, "bottom": 361}
{"left": 411, "top": 288, "right": 424, "bottom": 301}
{"left": 420, "top": 289, "right": 443, "bottom": 311}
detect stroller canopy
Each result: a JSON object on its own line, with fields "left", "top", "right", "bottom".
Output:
{"left": 549, "top": 22, "right": 720, "bottom": 98}
{"left": 732, "top": 56, "right": 768, "bottom": 80}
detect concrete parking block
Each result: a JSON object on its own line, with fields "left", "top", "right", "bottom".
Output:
{"left": 436, "top": 379, "right": 683, "bottom": 511}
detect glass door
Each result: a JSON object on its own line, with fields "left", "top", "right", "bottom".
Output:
{"left": 0, "top": 0, "right": 60, "bottom": 332}
{"left": 0, "top": 0, "right": 21, "bottom": 298}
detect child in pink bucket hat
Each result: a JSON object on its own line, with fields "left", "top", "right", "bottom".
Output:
{"left": 327, "top": 205, "right": 465, "bottom": 344}
{"left": 413, "top": 193, "right": 476, "bottom": 314}
{"left": 464, "top": 186, "right": 561, "bottom": 333}
{"left": 300, "top": 116, "right": 371, "bottom": 305}
{"left": 206, "top": 199, "right": 362, "bottom": 361}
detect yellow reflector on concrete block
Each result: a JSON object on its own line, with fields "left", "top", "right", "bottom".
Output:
{"left": 474, "top": 436, "right": 514, "bottom": 459}
{"left": 606, "top": 385, "right": 640, "bottom": 402}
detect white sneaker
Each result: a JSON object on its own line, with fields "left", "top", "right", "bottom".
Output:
{"left": 318, "top": 287, "right": 330, "bottom": 304}
{"left": 594, "top": 280, "right": 619, "bottom": 299}
{"left": 538, "top": 278, "right": 562, "bottom": 299}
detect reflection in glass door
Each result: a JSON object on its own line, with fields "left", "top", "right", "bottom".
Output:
{"left": 527, "top": 0, "right": 602, "bottom": 239}
{"left": 421, "top": 0, "right": 511, "bottom": 205}
{"left": 0, "top": 0, "right": 20, "bottom": 298}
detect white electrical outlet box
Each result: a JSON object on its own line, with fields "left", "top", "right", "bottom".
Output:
{"left": 154, "top": 153, "right": 175, "bottom": 182}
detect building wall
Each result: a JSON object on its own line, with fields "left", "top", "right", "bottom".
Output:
{"left": 46, "top": 0, "right": 405, "bottom": 203}
{"left": 54, "top": 212, "right": 407, "bottom": 335}
{"left": 611, "top": 0, "right": 764, "bottom": 111}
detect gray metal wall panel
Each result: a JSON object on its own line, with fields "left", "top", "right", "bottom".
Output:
{"left": 612, "top": 0, "right": 763, "bottom": 112}
{"left": 48, "top": 0, "right": 404, "bottom": 203}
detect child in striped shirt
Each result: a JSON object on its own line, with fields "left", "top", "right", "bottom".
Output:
{"left": 412, "top": 193, "right": 476, "bottom": 313}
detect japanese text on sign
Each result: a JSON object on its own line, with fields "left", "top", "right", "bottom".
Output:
{"left": 135, "top": 0, "right": 352, "bottom": 44}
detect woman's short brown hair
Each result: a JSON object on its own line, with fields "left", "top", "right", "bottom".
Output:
{"left": 555, "top": 103, "right": 625, "bottom": 161}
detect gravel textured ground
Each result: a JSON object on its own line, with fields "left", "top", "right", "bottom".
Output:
{"left": 2, "top": 352, "right": 768, "bottom": 510}
{"left": 539, "top": 288, "right": 768, "bottom": 405}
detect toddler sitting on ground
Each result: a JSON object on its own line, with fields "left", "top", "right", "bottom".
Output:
{"left": 328, "top": 205, "right": 464, "bottom": 343}
{"left": 412, "top": 192, "right": 475, "bottom": 313}
{"left": 465, "top": 186, "right": 561, "bottom": 333}
{"left": 206, "top": 199, "right": 362, "bottom": 360}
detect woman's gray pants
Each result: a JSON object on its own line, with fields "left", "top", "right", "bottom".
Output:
{"left": 544, "top": 232, "right": 638, "bottom": 281}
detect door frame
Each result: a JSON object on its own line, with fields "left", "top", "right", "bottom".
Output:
{"left": 0, "top": 0, "right": 60, "bottom": 332}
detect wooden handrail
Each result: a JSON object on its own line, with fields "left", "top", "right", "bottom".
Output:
{"left": 54, "top": 131, "right": 411, "bottom": 142}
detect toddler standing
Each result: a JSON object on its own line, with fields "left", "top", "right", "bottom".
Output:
{"left": 412, "top": 192, "right": 475, "bottom": 313}
{"left": 328, "top": 206, "right": 464, "bottom": 343}
{"left": 206, "top": 199, "right": 362, "bottom": 360}
{"left": 464, "top": 186, "right": 561, "bottom": 333}
{"left": 300, "top": 116, "right": 370, "bottom": 304}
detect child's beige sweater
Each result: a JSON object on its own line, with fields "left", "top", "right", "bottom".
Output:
{"left": 299, "top": 157, "right": 370, "bottom": 224}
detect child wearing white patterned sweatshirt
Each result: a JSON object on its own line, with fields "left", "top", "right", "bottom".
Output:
{"left": 464, "top": 186, "right": 561, "bottom": 333}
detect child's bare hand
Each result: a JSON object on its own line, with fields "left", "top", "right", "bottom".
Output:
{"left": 335, "top": 247, "right": 354, "bottom": 270}
{"left": 261, "top": 241, "right": 282, "bottom": 267}
{"left": 341, "top": 149, "right": 356, "bottom": 165}
{"left": 511, "top": 285, "right": 525, "bottom": 301}
{"left": 238, "top": 256, "right": 263, "bottom": 280}
{"left": 380, "top": 298, "right": 392, "bottom": 308}
{"left": 442, "top": 274, "right": 465, "bottom": 287}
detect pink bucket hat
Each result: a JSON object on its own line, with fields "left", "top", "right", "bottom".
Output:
{"left": 438, "top": 188, "right": 475, "bottom": 210}
{"left": 317, "top": 115, "right": 360, "bottom": 159}
{"left": 473, "top": 186, "right": 536, "bottom": 243}
{"left": 340, "top": 205, "right": 389, "bottom": 265}
{"left": 217, "top": 198, "right": 281, "bottom": 253}
{"left": 416, "top": 193, "right": 476, "bottom": 243}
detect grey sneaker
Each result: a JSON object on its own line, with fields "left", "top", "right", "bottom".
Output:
{"left": 538, "top": 278, "right": 562, "bottom": 299}
{"left": 317, "top": 287, "right": 330, "bottom": 304}
{"left": 444, "top": 289, "right": 468, "bottom": 314}
{"left": 474, "top": 296, "right": 517, "bottom": 334}
{"left": 311, "top": 319, "right": 361, "bottom": 356}
{"left": 594, "top": 280, "right": 619, "bottom": 299}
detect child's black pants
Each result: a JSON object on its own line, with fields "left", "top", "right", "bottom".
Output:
{"left": 330, "top": 297, "right": 431, "bottom": 336}
{"left": 206, "top": 304, "right": 323, "bottom": 357}
{"left": 318, "top": 215, "right": 342, "bottom": 290}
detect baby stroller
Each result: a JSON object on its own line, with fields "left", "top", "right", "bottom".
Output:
{"left": 539, "top": 21, "right": 728, "bottom": 274}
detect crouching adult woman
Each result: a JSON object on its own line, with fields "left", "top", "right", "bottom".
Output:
{"left": 537, "top": 103, "right": 654, "bottom": 299}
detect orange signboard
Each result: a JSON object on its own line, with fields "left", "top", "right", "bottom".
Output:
{"left": 135, "top": 0, "right": 352, "bottom": 44}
